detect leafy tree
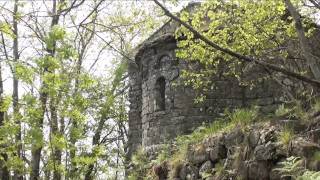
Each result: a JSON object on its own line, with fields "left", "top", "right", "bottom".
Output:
{"left": 0, "top": 0, "right": 161, "bottom": 179}
{"left": 154, "top": 0, "right": 320, "bottom": 102}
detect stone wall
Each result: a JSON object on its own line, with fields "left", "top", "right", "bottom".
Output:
{"left": 152, "top": 120, "right": 320, "bottom": 180}
{"left": 127, "top": 34, "right": 282, "bottom": 156}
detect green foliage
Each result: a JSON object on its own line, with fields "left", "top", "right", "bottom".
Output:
{"left": 274, "top": 156, "right": 320, "bottom": 180}
{"left": 0, "top": 0, "right": 158, "bottom": 179}
{"left": 152, "top": 144, "right": 171, "bottom": 164}
{"left": 298, "top": 170, "right": 320, "bottom": 180}
{"left": 14, "top": 63, "right": 35, "bottom": 84}
{"left": 129, "top": 147, "right": 152, "bottom": 180}
{"left": 0, "top": 95, "right": 12, "bottom": 112}
{"left": 274, "top": 156, "right": 305, "bottom": 179}
{"left": 51, "top": 133, "right": 66, "bottom": 150}
{"left": 275, "top": 104, "right": 293, "bottom": 117}
{"left": 0, "top": 22, "right": 15, "bottom": 38}
{"left": 228, "top": 108, "right": 258, "bottom": 128}
{"left": 36, "top": 56, "right": 61, "bottom": 72}
{"left": 141, "top": 108, "right": 258, "bottom": 178}
{"left": 275, "top": 101, "right": 308, "bottom": 121}
{"left": 214, "top": 161, "right": 225, "bottom": 177}
{"left": 45, "top": 25, "right": 66, "bottom": 50}
{"left": 278, "top": 127, "right": 294, "bottom": 146}
{"left": 175, "top": 0, "right": 315, "bottom": 97}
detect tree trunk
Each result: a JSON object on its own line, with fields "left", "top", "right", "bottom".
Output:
{"left": 0, "top": 60, "right": 9, "bottom": 180}
{"left": 50, "top": 98, "right": 61, "bottom": 180}
{"left": 84, "top": 117, "right": 106, "bottom": 180}
{"left": 30, "top": 0, "right": 60, "bottom": 179}
{"left": 12, "top": 0, "right": 23, "bottom": 179}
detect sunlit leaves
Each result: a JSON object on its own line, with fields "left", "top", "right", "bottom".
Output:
{"left": 36, "top": 56, "right": 61, "bottom": 71}
{"left": 0, "top": 22, "right": 15, "bottom": 38}
{"left": 0, "top": 95, "right": 12, "bottom": 112}
{"left": 50, "top": 25, "right": 66, "bottom": 40}
{"left": 78, "top": 74, "right": 97, "bottom": 90}
{"left": 15, "top": 63, "right": 34, "bottom": 84}
{"left": 51, "top": 133, "right": 66, "bottom": 150}
{"left": 175, "top": 0, "right": 295, "bottom": 93}
{"left": 45, "top": 25, "right": 66, "bottom": 50}
{"left": 27, "top": 128, "right": 44, "bottom": 150}
{"left": 57, "top": 43, "right": 78, "bottom": 60}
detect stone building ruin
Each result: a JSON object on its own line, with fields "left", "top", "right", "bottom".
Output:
{"left": 127, "top": 3, "right": 283, "bottom": 157}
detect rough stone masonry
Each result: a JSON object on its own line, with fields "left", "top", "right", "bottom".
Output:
{"left": 127, "top": 4, "right": 282, "bottom": 157}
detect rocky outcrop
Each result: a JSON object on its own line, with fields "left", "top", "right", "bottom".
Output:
{"left": 152, "top": 119, "right": 320, "bottom": 180}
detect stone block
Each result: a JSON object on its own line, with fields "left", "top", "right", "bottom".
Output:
{"left": 209, "top": 144, "right": 227, "bottom": 163}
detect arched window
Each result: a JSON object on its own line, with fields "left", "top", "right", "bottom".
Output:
{"left": 154, "top": 55, "right": 171, "bottom": 70}
{"left": 154, "top": 77, "right": 166, "bottom": 111}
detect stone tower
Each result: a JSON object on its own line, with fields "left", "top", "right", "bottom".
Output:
{"left": 127, "top": 5, "right": 281, "bottom": 156}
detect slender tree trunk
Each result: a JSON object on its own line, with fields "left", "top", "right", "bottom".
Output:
{"left": 50, "top": 98, "right": 62, "bottom": 180}
{"left": 284, "top": 0, "right": 320, "bottom": 80}
{"left": 12, "top": 0, "right": 23, "bottom": 179}
{"left": 70, "top": 16, "right": 96, "bottom": 178}
{"left": 30, "top": 1, "right": 60, "bottom": 179}
{"left": 84, "top": 117, "right": 106, "bottom": 180}
{"left": 0, "top": 61, "right": 9, "bottom": 180}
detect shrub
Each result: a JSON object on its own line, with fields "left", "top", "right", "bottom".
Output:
{"left": 278, "top": 127, "right": 294, "bottom": 146}
{"left": 129, "top": 147, "right": 152, "bottom": 180}
{"left": 273, "top": 156, "right": 305, "bottom": 179}
{"left": 274, "top": 156, "right": 320, "bottom": 180}
{"left": 275, "top": 104, "right": 293, "bottom": 117}
{"left": 229, "top": 108, "right": 258, "bottom": 128}
{"left": 275, "top": 101, "right": 308, "bottom": 121}
{"left": 298, "top": 170, "right": 320, "bottom": 180}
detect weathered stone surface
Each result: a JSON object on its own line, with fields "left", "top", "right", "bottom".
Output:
{"left": 248, "top": 130, "right": 260, "bottom": 148}
{"left": 308, "top": 128, "right": 320, "bottom": 144}
{"left": 276, "top": 119, "right": 306, "bottom": 132}
{"left": 224, "top": 128, "right": 245, "bottom": 148}
{"left": 254, "top": 142, "right": 276, "bottom": 161}
{"left": 153, "top": 162, "right": 168, "bottom": 180}
{"left": 187, "top": 145, "right": 209, "bottom": 165}
{"left": 179, "top": 164, "right": 199, "bottom": 180}
{"left": 259, "top": 126, "right": 277, "bottom": 144}
{"left": 199, "top": 161, "right": 213, "bottom": 178}
{"left": 152, "top": 121, "right": 320, "bottom": 180}
{"left": 247, "top": 161, "right": 270, "bottom": 180}
{"left": 290, "top": 138, "right": 320, "bottom": 158}
{"left": 209, "top": 144, "right": 227, "bottom": 163}
{"left": 204, "top": 135, "right": 225, "bottom": 148}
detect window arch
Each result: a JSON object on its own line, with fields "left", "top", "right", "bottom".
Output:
{"left": 154, "top": 77, "right": 166, "bottom": 111}
{"left": 154, "top": 55, "right": 171, "bottom": 70}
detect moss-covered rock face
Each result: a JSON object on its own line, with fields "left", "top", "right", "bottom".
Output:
{"left": 129, "top": 105, "right": 320, "bottom": 180}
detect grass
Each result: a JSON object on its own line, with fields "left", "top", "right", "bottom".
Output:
{"left": 167, "top": 108, "right": 258, "bottom": 178}
{"left": 130, "top": 107, "right": 262, "bottom": 179}
{"left": 275, "top": 101, "right": 310, "bottom": 122}
{"left": 229, "top": 108, "right": 258, "bottom": 128}
{"left": 275, "top": 104, "right": 293, "bottom": 117}
{"left": 278, "top": 127, "right": 294, "bottom": 146}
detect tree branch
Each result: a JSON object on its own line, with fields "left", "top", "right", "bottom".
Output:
{"left": 153, "top": 0, "right": 320, "bottom": 87}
